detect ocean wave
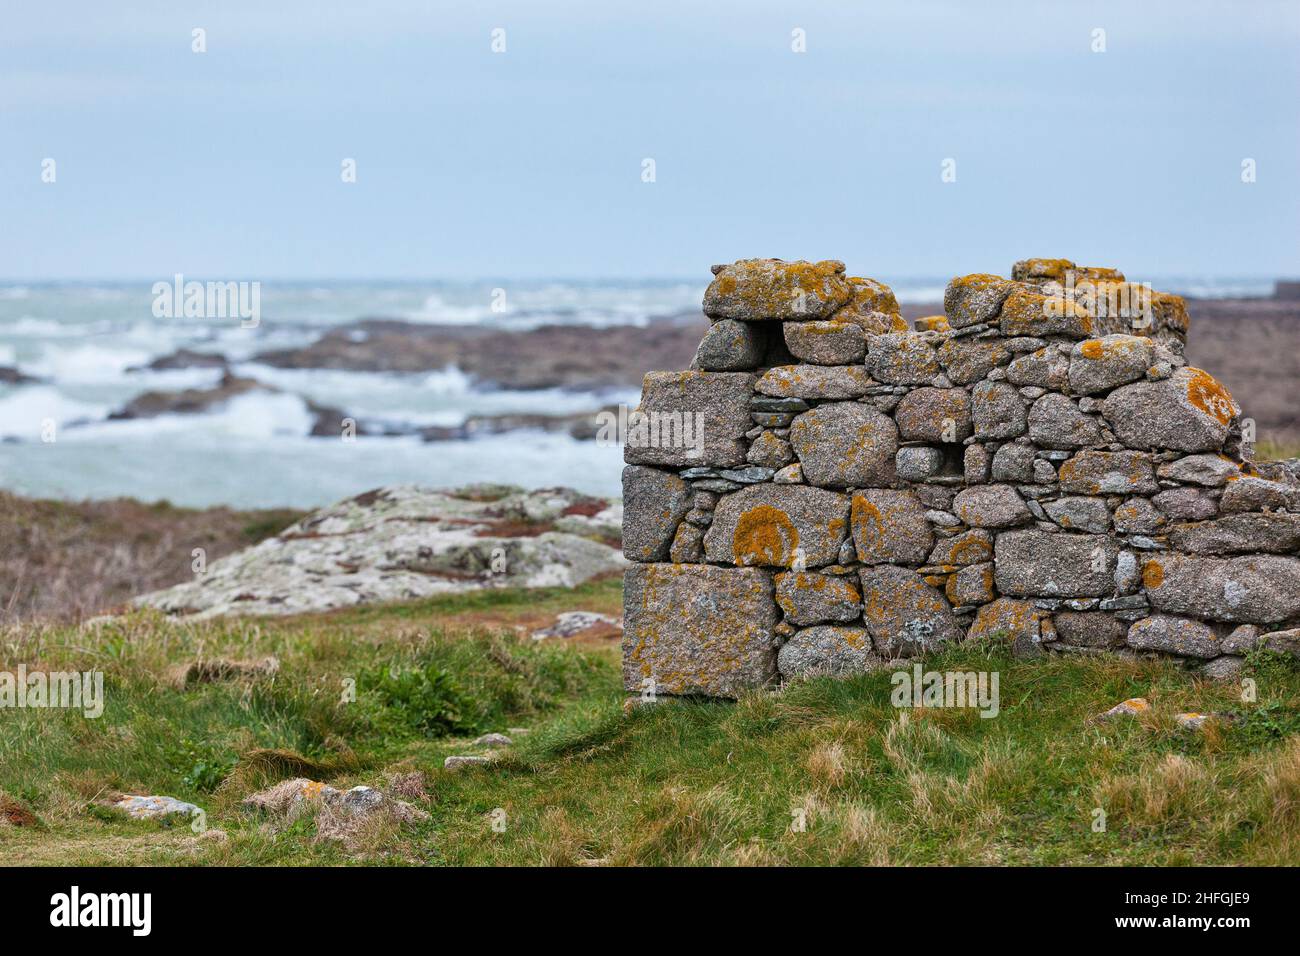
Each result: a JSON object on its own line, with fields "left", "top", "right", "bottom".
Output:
{"left": 0, "top": 386, "right": 109, "bottom": 439}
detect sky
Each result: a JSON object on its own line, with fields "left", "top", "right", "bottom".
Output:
{"left": 2, "top": 0, "right": 1298, "bottom": 280}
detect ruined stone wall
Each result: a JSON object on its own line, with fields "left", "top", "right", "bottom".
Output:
{"left": 621, "top": 257, "right": 1300, "bottom": 698}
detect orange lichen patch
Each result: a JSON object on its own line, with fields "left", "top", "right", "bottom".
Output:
{"left": 1078, "top": 336, "right": 1139, "bottom": 361}
{"left": 1122, "top": 697, "right": 1149, "bottom": 712}
{"left": 1142, "top": 559, "right": 1164, "bottom": 589}
{"left": 733, "top": 504, "right": 799, "bottom": 566}
{"left": 924, "top": 574, "right": 950, "bottom": 588}
{"left": 1071, "top": 266, "right": 1125, "bottom": 282}
{"left": 914, "top": 315, "right": 949, "bottom": 332}
{"left": 846, "top": 276, "right": 901, "bottom": 315}
{"left": 704, "top": 259, "right": 850, "bottom": 319}
{"left": 1151, "top": 291, "right": 1191, "bottom": 333}
{"left": 1016, "top": 258, "right": 1076, "bottom": 280}
{"left": 949, "top": 537, "right": 992, "bottom": 565}
{"left": 1184, "top": 367, "right": 1237, "bottom": 425}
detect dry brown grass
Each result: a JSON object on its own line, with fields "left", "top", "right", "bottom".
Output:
{"left": 0, "top": 491, "right": 302, "bottom": 623}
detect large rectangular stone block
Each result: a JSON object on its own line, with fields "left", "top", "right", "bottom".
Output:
{"left": 1142, "top": 553, "right": 1300, "bottom": 623}
{"left": 623, "top": 371, "right": 754, "bottom": 468}
{"left": 994, "top": 529, "right": 1119, "bottom": 597}
{"left": 622, "top": 564, "right": 779, "bottom": 698}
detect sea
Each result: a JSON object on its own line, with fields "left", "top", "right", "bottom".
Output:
{"left": 0, "top": 277, "right": 1275, "bottom": 509}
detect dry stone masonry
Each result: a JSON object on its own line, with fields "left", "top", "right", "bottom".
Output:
{"left": 622, "top": 257, "right": 1300, "bottom": 698}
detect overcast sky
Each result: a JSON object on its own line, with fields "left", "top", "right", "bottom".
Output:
{"left": 3, "top": 0, "right": 1298, "bottom": 280}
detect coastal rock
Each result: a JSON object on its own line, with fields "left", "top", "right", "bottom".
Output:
{"left": 137, "top": 485, "right": 625, "bottom": 619}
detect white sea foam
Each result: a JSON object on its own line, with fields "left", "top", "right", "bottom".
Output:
{"left": 0, "top": 386, "right": 108, "bottom": 439}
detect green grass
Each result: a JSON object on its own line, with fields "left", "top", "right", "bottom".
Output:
{"left": 2, "top": 579, "right": 1300, "bottom": 866}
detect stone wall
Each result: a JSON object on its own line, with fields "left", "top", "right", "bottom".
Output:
{"left": 621, "top": 257, "right": 1300, "bottom": 698}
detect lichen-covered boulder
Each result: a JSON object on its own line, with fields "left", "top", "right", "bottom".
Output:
{"left": 704, "top": 483, "right": 849, "bottom": 568}
{"left": 1053, "top": 611, "right": 1126, "bottom": 648}
{"left": 836, "top": 276, "right": 902, "bottom": 322}
{"left": 1167, "top": 513, "right": 1300, "bottom": 555}
{"left": 624, "top": 371, "right": 753, "bottom": 468}
{"left": 894, "top": 387, "right": 973, "bottom": 442}
{"left": 1043, "top": 496, "right": 1111, "bottom": 533}
{"left": 966, "top": 597, "right": 1046, "bottom": 658}
{"left": 927, "top": 528, "right": 995, "bottom": 566}
{"left": 1142, "top": 553, "right": 1300, "bottom": 623}
{"left": 777, "top": 625, "right": 879, "bottom": 678}
{"left": 937, "top": 338, "right": 1011, "bottom": 384}
{"left": 755, "top": 364, "right": 873, "bottom": 399}
{"left": 746, "top": 430, "right": 795, "bottom": 469}
{"left": 1007, "top": 347, "right": 1070, "bottom": 390}
{"left": 1126, "top": 615, "right": 1221, "bottom": 658}
{"left": 952, "top": 485, "right": 1032, "bottom": 528}
{"left": 623, "top": 564, "right": 779, "bottom": 697}
{"left": 1027, "top": 393, "right": 1103, "bottom": 449}
{"left": 850, "top": 489, "right": 934, "bottom": 564}
{"left": 943, "top": 274, "right": 1015, "bottom": 329}
{"left": 859, "top": 565, "right": 962, "bottom": 655}
{"left": 1011, "top": 258, "right": 1076, "bottom": 281}
{"left": 782, "top": 319, "right": 867, "bottom": 365}
{"left": 972, "top": 381, "right": 1027, "bottom": 439}
{"left": 1157, "top": 454, "right": 1241, "bottom": 487}
{"left": 622, "top": 465, "right": 692, "bottom": 562}
{"left": 998, "top": 289, "right": 1093, "bottom": 338}
{"left": 775, "top": 571, "right": 862, "bottom": 625}
{"left": 1067, "top": 335, "right": 1155, "bottom": 394}
{"left": 1057, "top": 450, "right": 1158, "bottom": 495}
{"left": 704, "top": 259, "right": 852, "bottom": 321}
{"left": 946, "top": 562, "right": 996, "bottom": 605}
{"left": 864, "top": 333, "right": 940, "bottom": 384}
{"left": 693, "top": 319, "right": 767, "bottom": 371}
{"left": 1102, "top": 367, "right": 1238, "bottom": 452}
{"left": 789, "top": 403, "right": 898, "bottom": 487}
{"left": 993, "top": 530, "right": 1119, "bottom": 597}
{"left": 1219, "top": 475, "right": 1300, "bottom": 513}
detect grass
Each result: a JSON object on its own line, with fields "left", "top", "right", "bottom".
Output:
{"left": 2, "top": 576, "right": 1300, "bottom": 866}
{"left": 0, "top": 491, "right": 304, "bottom": 623}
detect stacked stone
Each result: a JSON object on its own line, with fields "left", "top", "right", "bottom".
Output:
{"left": 622, "top": 257, "right": 1300, "bottom": 698}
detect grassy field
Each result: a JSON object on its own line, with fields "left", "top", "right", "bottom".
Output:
{"left": 2, "top": 575, "right": 1299, "bottom": 866}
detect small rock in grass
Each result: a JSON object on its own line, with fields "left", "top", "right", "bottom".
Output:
{"left": 1090, "top": 697, "right": 1150, "bottom": 724}
{"left": 444, "top": 755, "right": 491, "bottom": 771}
{"left": 471, "top": 733, "right": 514, "bottom": 748}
